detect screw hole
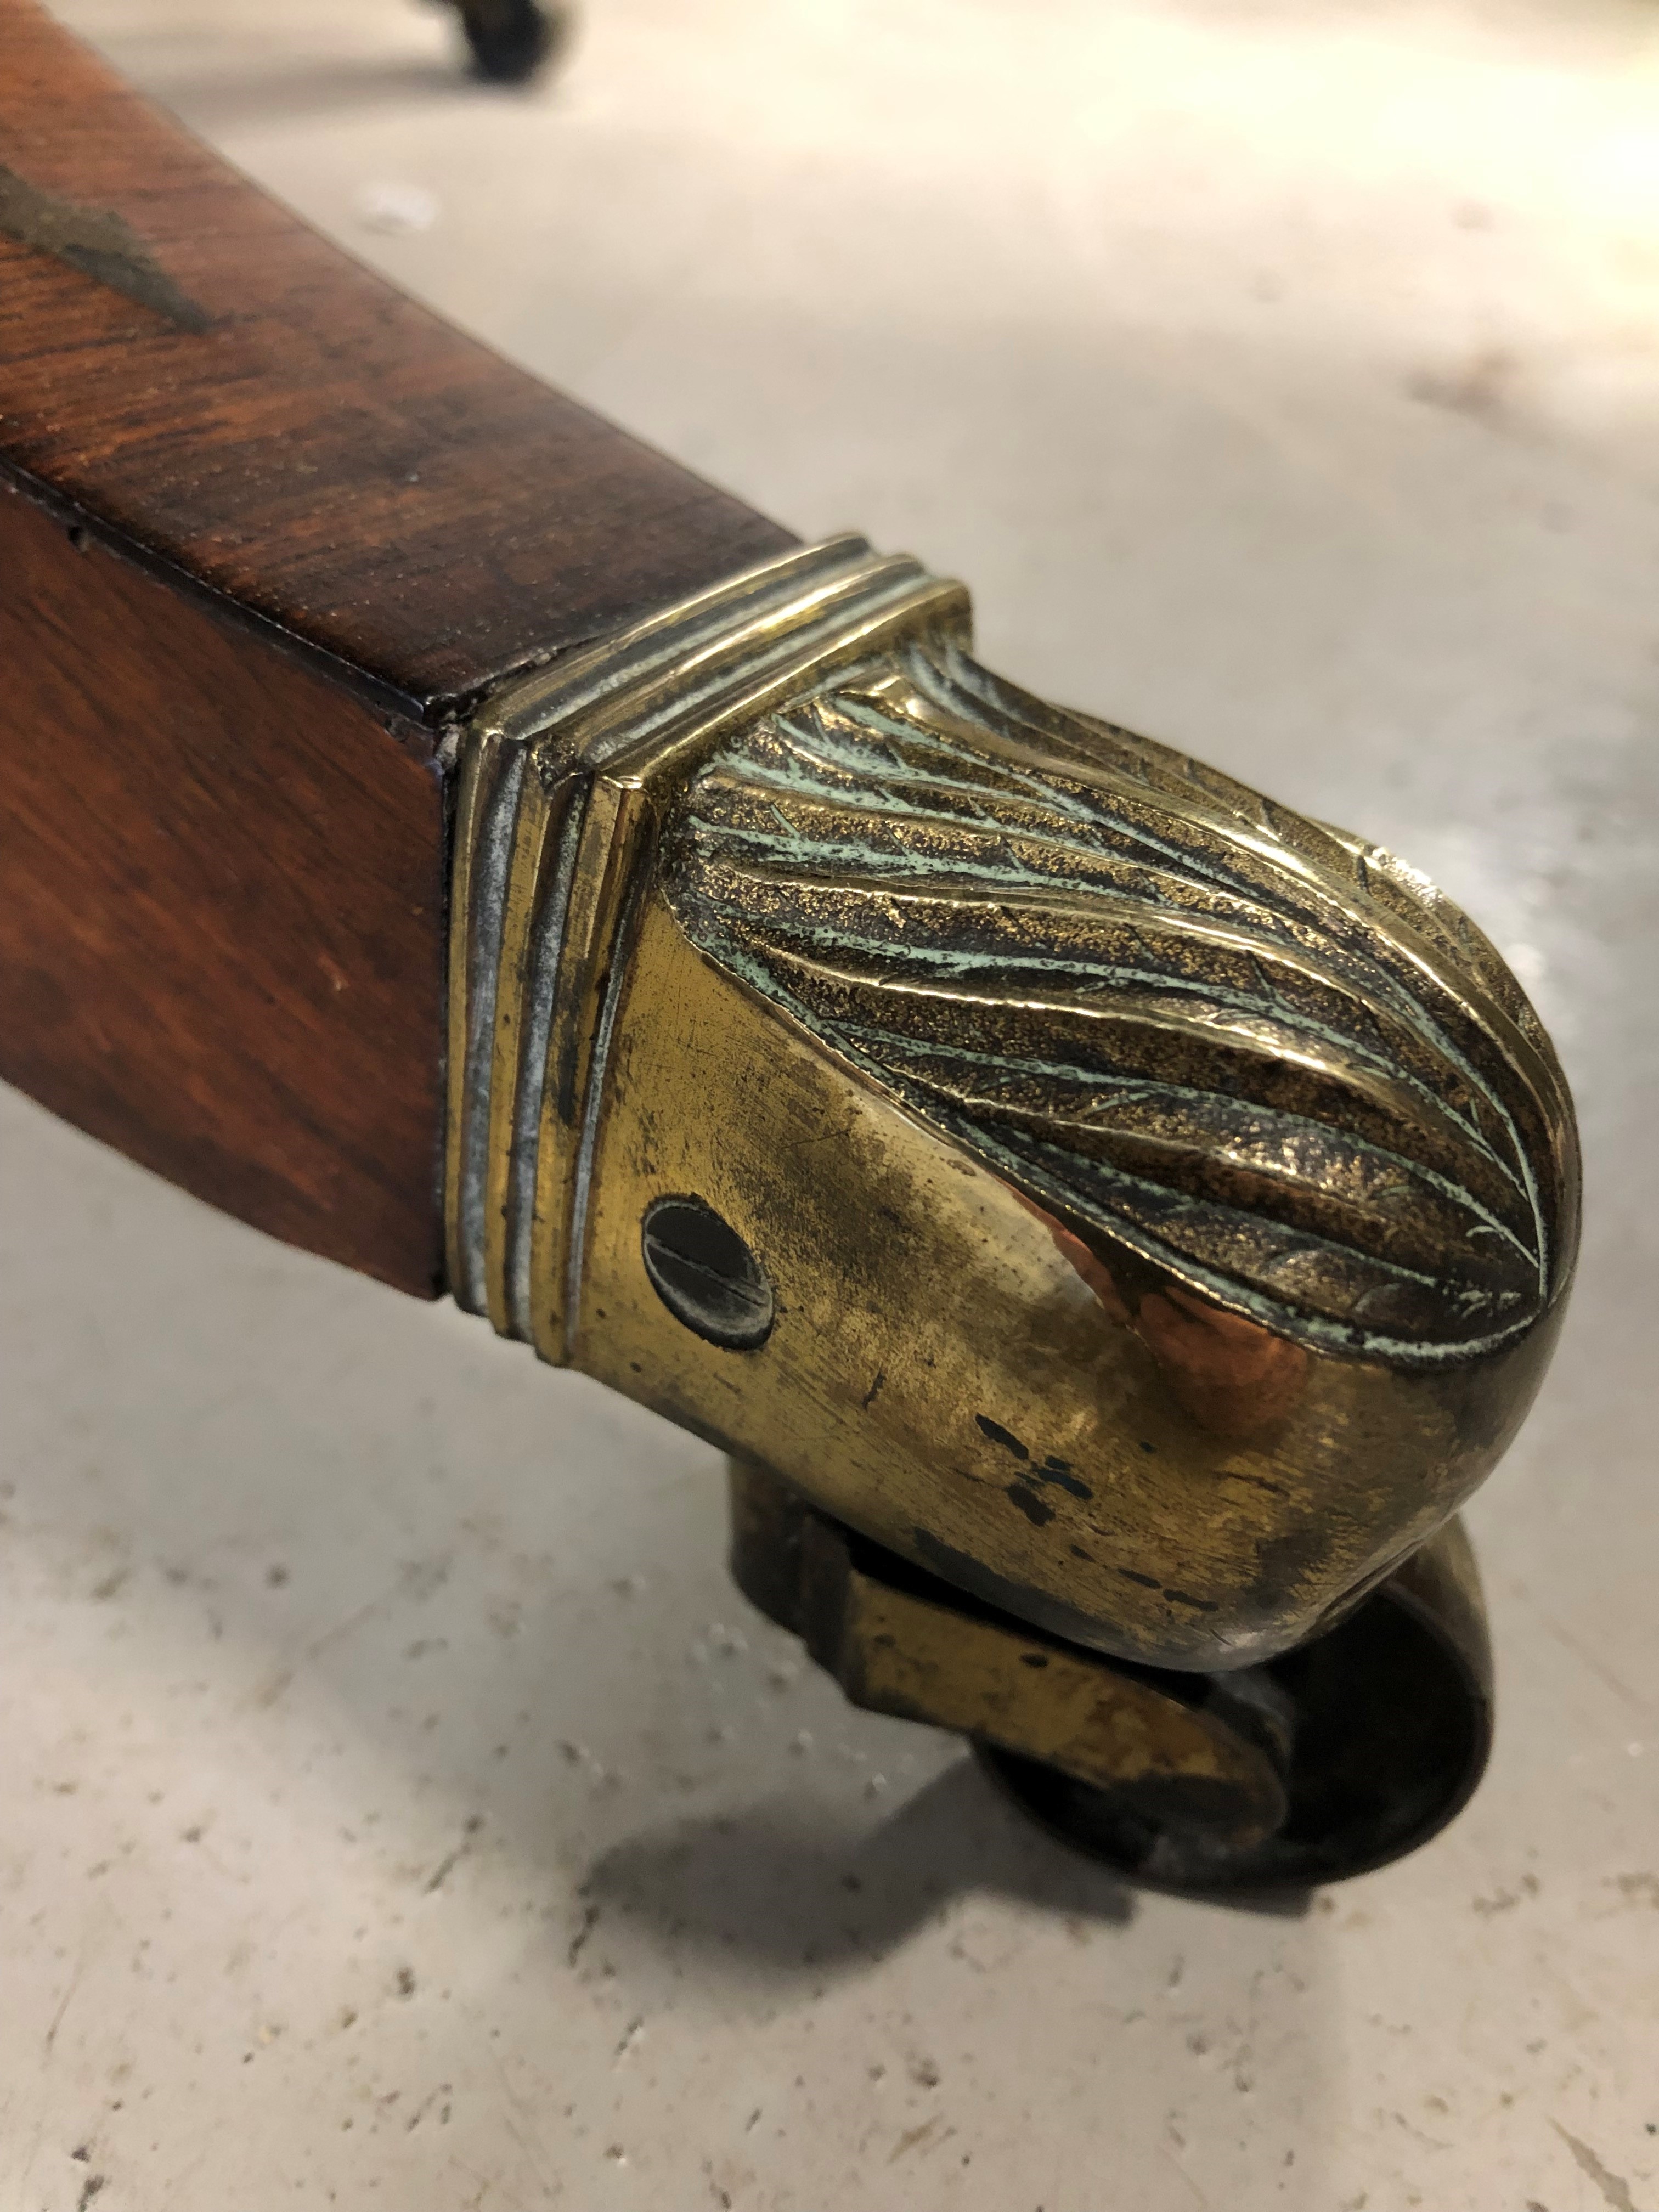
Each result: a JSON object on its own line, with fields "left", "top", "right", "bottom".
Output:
{"left": 641, "top": 1196, "right": 774, "bottom": 1351}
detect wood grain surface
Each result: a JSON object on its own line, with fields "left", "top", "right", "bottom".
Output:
{"left": 0, "top": 488, "right": 449, "bottom": 1292}
{"left": 0, "top": 0, "right": 795, "bottom": 1290}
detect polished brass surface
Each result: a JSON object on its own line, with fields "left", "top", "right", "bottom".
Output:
{"left": 447, "top": 537, "right": 1577, "bottom": 1678}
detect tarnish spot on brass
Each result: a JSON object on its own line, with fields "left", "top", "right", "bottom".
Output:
{"left": 978, "top": 1417, "right": 1094, "bottom": 1499}
{"left": 1224, "top": 1469, "right": 1291, "bottom": 1499}
{"left": 1162, "top": 1587, "right": 1222, "bottom": 1614}
{"left": 1039, "top": 1459, "right": 1094, "bottom": 1502}
{"left": 0, "top": 165, "right": 212, "bottom": 331}
{"left": 1006, "top": 1481, "right": 1055, "bottom": 1527}
{"left": 976, "top": 1413, "right": 1030, "bottom": 1460}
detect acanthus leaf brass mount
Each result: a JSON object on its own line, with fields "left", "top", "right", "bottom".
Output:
{"left": 445, "top": 536, "right": 1577, "bottom": 1889}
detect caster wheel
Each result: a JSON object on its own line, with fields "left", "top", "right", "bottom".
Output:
{"left": 730, "top": 1456, "right": 1493, "bottom": 1897}
{"left": 456, "top": 0, "right": 563, "bottom": 85}
{"left": 978, "top": 1528, "right": 1492, "bottom": 1894}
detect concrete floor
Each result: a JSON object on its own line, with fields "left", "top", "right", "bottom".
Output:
{"left": 4, "top": 0, "right": 1658, "bottom": 2204}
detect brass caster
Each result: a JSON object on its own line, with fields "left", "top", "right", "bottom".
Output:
{"left": 443, "top": 537, "right": 1569, "bottom": 1890}
{"left": 730, "top": 1456, "right": 1491, "bottom": 1895}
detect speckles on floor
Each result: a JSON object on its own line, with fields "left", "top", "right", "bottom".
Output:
{"left": 5, "top": 0, "right": 1659, "bottom": 2203}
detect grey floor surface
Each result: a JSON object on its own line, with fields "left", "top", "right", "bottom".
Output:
{"left": 3, "top": 1, "right": 1658, "bottom": 2204}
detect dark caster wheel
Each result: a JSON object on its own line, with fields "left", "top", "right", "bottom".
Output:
{"left": 729, "top": 1456, "right": 1494, "bottom": 1899}
{"left": 977, "top": 1527, "right": 1493, "bottom": 1895}
{"left": 454, "top": 0, "right": 565, "bottom": 84}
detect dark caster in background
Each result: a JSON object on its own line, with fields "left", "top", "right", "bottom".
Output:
{"left": 445, "top": 0, "right": 567, "bottom": 84}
